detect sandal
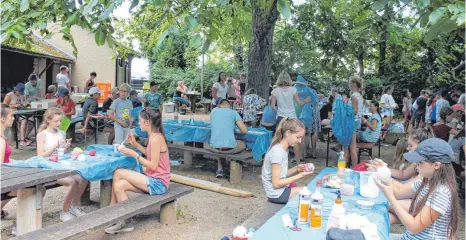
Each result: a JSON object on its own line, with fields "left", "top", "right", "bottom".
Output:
{"left": 20, "top": 140, "right": 31, "bottom": 146}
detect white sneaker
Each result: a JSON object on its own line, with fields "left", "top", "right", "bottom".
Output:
{"left": 105, "top": 221, "right": 134, "bottom": 234}
{"left": 69, "top": 206, "right": 86, "bottom": 217}
{"left": 60, "top": 211, "right": 76, "bottom": 222}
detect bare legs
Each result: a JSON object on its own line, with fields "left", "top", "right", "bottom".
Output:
{"left": 344, "top": 132, "right": 358, "bottom": 167}
{"left": 110, "top": 169, "right": 148, "bottom": 205}
{"left": 57, "top": 175, "right": 88, "bottom": 212}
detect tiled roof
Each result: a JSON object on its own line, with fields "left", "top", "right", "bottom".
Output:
{"left": 1, "top": 33, "right": 75, "bottom": 62}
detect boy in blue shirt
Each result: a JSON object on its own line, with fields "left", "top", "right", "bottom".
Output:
{"left": 205, "top": 99, "right": 248, "bottom": 178}
{"left": 144, "top": 81, "right": 163, "bottom": 111}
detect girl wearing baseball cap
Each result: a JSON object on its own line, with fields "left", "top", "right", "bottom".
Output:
{"left": 376, "top": 138, "right": 459, "bottom": 240}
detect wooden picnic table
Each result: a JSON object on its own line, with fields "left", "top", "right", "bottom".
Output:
{"left": 88, "top": 114, "right": 114, "bottom": 144}
{"left": 1, "top": 165, "right": 75, "bottom": 235}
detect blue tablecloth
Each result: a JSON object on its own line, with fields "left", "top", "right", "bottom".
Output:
{"left": 163, "top": 120, "right": 272, "bottom": 162}
{"left": 252, "top": 168, "right": 390, "bottom": 240}
{"left": 4, "top": 145, "right": 140, "bottom": 181}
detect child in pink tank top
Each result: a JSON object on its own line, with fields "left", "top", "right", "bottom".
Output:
{"left": 1, "top": 104, "right": 15, "bottom": 220}
{"left": 106, "top": 107, "right": 170, "bottom": 234}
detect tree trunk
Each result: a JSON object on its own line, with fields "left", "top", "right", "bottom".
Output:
{"left": 247, "top": 0, "right": 280, "bottom": 100}
{"left": 378, "top": 7, "right": 390, "bottom": 78}
{"left": 234, "top": 45, "right": 244, "bottom": 71}
{"left": 358, "top": 51, "right": 364, "bottom": 76}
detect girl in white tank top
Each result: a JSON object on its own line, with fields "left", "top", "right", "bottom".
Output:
{"left": 36, "top": 108, "right": 89, "bottom": 222}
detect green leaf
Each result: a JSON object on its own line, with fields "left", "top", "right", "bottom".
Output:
{"left": 157, "top": 30, "right": 169, "bottom": 48}
{"left": 38, "top": 22, "right": 47, "bottom": 30}
{"left": 82, "top": 0, "right": 98, "bottom": 15}
{"left": 201, "top": 38, "right": 210, "bottom": 54}
{"left": 65, "top": 12, "right": 79, "bottom": 25}
{"left": 28, "top": 12, "right": 42, "bottom": 18}
{"left": 107, "top": 34, "right": 114, "bottom": 48}
{"left": 20, "top": 0, "right": 29, "bottom": 12}
{"left": 153, "top": 0, "right": 164, "bottom": 7}
{"left": 428, "top": 7, "right": 446, "bottom": 25}
{"left": 277, "top": 0, "right": 291, "bottom": 19}
{"left": 424, "top": 18, "right": 457, "bottom": 43}
{"left": 184, "top": 15, "right": 198, "bottom": 30}
{"left": 418, "top": 0, "right": 430, "bottom": 10}
{"left": 168, "top": 25, "right": 179, "bottom": 35}
{"left": 373, "top": 0, "right": 389, "bottom": 10}
{"left": 10, "top": 30, "right": 21, "bottom": 39}
{"left": 447, "top": 4, "right": 462, "bottom": 15}
{"left": 98, "top": 3, "right": 115, "bottom": 21}
{"left": 216, "top": 0, "right": 228, "bottom": 7}
{"left": 95, "top": 28, "right": 106, "bottom": 46}
{"left": 130, "top": 0, "right": 139, "bottom": 10}
{"left": 189, "top": 34, "right": 202, "bottom": 48}
{"left": 456, "top": 15, "right": 465, "bottom": 26}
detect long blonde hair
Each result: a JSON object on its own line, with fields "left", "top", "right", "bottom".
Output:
{"left": 39, "top": 107, "right": 64, "bottom": 132}
{"left": 269, "top": 118, "right": 304, "bottom": 150}
{"left": 392, "top": 138, "right": 408, "bottom": 169}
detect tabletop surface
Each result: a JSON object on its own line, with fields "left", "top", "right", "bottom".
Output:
{"left": 13, "top": 109, "right": 45, "bottom": 115}
{"left": 1, "top": 165, "right": 75, "bottom": 194}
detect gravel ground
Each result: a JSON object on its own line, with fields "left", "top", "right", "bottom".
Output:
{"left": 1, "top": 112, "right": 464, "bottom": 239}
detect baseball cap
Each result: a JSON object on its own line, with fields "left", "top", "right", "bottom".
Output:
{"left": 452, "top": 104, "right": 465, "bottom": 112}
{"left": 57, "top": 88, "right": 69, "bottom": 97}
{"left": 14, "top": 83, "right": 25, "bottom": 94}
{"left": 403, "top": 138, "right": 454, "bottom": 163}
{"left": 89, "top": 87, "right": 102, "bottom": 95}
{"left": 129, "top": 90, "right": 138, "bottom": 96}
{"left": 111, "top": 87, "right": 119, "bottom": 94}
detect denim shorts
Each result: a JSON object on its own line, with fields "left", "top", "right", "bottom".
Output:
{"left": 146, "top": 177, "right": 167, "bottom": 195}
{"left": 382, "top": 109, "right": 394, "bottom": 117}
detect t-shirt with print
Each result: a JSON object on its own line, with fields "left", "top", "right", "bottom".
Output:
{"left": 360, "top": 113, "right": 382, "bottom": 142}
{"left": 402, "top": 180, "right": 452, "bottom": 240}
{"left": 261, "top": 144, "right": 289, "bottom": 198}
{"left": 271, "top": 86, "right": 298, "bottom": 118}
{"left": 110, "top": 98, "right": 133, "bottom": 128}
{"left": 56, "top": 73, "right": 69, "bottom": 88}
{"left": 24, "top": 80, "right": 42, "bottom": 98}
{"left": 145, "top": 92, "right": 163, "bottom": 109}
{"left": 241, "top": 94, "right": 263, "bottom": 122}
{"left": 209, "top": 107, "right": 241, "bottom": 148}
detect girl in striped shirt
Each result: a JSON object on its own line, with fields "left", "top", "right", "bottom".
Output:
{"left": 376, "top": 138, "right": 459, "bottom": 240}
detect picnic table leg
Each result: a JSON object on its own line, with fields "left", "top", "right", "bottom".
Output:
{"left": 181, "top": 150, "right": 193, "bottom": 169}
{"left": 95, "top": 120, "right": 98, "bottom": 144}
{"left": 230, "top": 160, "right": 242, "bottom": 184}
{"left": 326, "top": 130, "right": 330, "bottom": 167}
{"left": 160, "top": 200, "right": 177, "bottom": 225}
{"left": 100, "top": 180, "right": 112, "bottom": 208}
{"left": 79, "top": 184, "right": 91, "bottom": 205}
{"left": 16, "top": 186, "right": 45, "bottom": 235}
{"left": 13, "top": 116, "right": 19, "bottom": 149}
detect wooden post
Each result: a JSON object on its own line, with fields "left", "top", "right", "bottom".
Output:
{"left": 100, "top": 180, "right": 112, "bottom": 208}
{"left": 230, "top": 160, "right": 242, "bottom": 184}
{"left": 16, "top": 186, "right": 45, "bottom": 235}
{"left": 160, "top": 200, "right": 177, "bottom": 225}
{"left": 181, "top": 151, "right": 193, "bottom": 169}
{"left": 79, "top": 184, "right": 91, "bottom": 205}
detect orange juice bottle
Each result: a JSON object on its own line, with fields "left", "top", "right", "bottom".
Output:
{"left": 297, "top": 186, "right": 311, "bottom": 224}
{"left": 337, "top": 151, "right": 345, "bottom": 177}
{"left": 310, "top": 180, "right": 323, "bottom": 229}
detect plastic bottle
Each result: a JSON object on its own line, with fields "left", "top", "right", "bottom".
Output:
{"left": 297, "top": 186, "right": 311, "bottom": 224}
{"left": 174, "top": 110, "right": 179, "bottom": 120}
{"left": 189, "top": 113, "right": 194, "bottom": 125}
{"left": 337, "top": 151, "right": 345, "bottom": 177}
{"left": 310, "top": 180, "right": 324, "bottom": 229}
{"left": 326, "top": 192, "right": 346, "bottom": 231}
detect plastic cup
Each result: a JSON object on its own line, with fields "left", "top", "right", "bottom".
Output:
{"left": 113, "top": 144, "right": 119, "bottom": 152}
{"left": 57, "top": 148, "right": 65, "bottom": 158}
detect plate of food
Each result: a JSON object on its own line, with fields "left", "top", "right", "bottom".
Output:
{"left": 322, "top": 173, "right": 343, "bottom": 189}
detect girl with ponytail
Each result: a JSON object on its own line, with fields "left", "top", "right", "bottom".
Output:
{"left": 106, "top": 107, "right": 170, "bottom": 234}
{"left": 36, "top": 107, "right": 88, "bottom": 222}
{"left": 261, "top": 118, "right": 314, "bottom": 204}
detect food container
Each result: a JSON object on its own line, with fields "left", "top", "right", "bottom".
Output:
{"left": 359, "top": 172, "right": 379, "bottom": 198}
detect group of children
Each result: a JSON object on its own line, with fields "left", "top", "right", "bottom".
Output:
{"left": 260, "top": 72, "right": 462, "bottom": 239}
{"left": 0, "top": 81, "right": 169, "bottom": 234}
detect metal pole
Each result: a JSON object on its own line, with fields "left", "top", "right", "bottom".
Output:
{"left": 201, "top": 53, "right": 204, "bottom": 100}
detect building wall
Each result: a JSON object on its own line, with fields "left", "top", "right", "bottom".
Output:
{"left": 48, "top": 26, "right": 116, "bottom": 93}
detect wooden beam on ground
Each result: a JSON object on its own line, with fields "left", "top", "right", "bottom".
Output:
{"left": 171, "top": 174, "right": 254, "bottom": 198}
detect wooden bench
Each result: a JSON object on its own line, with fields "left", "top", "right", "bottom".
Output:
{"left": 15, "top": 183, "right": 193, "bottom": 240}
{"left": 241, "top": 202, "right": 283, "bottom": 230}
{"left": 168, "top": 143, "right": 254, "bottom": 184}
